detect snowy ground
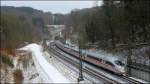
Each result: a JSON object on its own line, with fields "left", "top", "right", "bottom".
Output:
{"left": 45, "top": 47, "right": 107, "bottom": 83}
{"left": 43, "top": 51, "right": 79, "bottom": 83}
{"left": 19, "top": 43, "right": 71, "bottom": 83}
{"left": 44, "top": 51, "right": 94, "bottom": 83}
{"left": 22, "top": 64, "right": 43, "bottom": 83}
{"left": 15, "top": 50, "right": 44, "bottom": 83}
{"left": 0, "top": 64, "right": 14, "bottom": 83}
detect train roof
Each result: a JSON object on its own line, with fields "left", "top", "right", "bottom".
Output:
{"left": 63, "top": 43, "right": 120, "bottom": 63}
{"left": 85, "top": 51, "right": 119, "bottom": 63}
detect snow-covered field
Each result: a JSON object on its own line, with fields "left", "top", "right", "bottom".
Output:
{"left": 19, "top": 43, "right": 70, "bottom": 83}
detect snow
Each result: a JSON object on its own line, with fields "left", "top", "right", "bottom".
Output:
{"left": 129, "top": 77, "right": 149, "bottom": 84}
{"left": 46, "top": 47, "right": 102, "bottom": 83}
{"left": 13, "top": 57, "right": 18, "bottom": 68}
{"left": 22, "top": 65, "right": 43, "bottom": 83}
{"left": 19, "top": 43, "right": 70, "bottom": 83}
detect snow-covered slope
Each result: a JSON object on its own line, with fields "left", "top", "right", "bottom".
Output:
{"left": 19, "top": 43, "right": 70, "bottom": 83}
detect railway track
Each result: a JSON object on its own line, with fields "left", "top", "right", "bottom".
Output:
{"left": 48, "top": 46, "right": 102, "bottom": 83}
{"left": 122, "top": 76, "right": 143, "bottom": 84}
{"left": 48, "top": 43, "right": 143, "bottom": 84}
{"left": 48, "top": 45, "right": 119, "bottom": 83}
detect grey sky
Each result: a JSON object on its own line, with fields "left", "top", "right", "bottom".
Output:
{"left": 1, "top": 1, "right": 103, "bottom": 14}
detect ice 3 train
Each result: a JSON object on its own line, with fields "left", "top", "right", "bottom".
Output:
{"left": 54, "top": 41, "right": 125, "bottom": 75}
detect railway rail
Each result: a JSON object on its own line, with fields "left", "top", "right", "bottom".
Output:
{"left": 48, "top": 45, "right": 118, "bottom": 83}
{"left": 48, "top": 46, "right": 105, "bottom": 83}
{"left": 48, "top": 42, "right": 143, "bottom": 84}
{"left": 122, "top": 76, "right": 143, "bottom": 84}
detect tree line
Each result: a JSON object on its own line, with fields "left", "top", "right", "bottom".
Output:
{"left": 63, "top": 0, "right": 150, "bottom": 50}
{"left": 0, "top": 14, "right": 33, "bottom": 52}
{"left": 1, "top": 6, "right": 55, "bottom": 53}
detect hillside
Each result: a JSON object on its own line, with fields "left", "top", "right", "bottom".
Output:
{"left": 1, "top": 6, "right": 54, "bottom": 40}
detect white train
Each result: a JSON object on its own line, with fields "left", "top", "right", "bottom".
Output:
{"left": 55, "top": 41, "right": 125, "bottom": 75}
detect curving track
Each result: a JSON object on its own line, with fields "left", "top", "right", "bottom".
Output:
{"left": 48, "top": 42, "right": 143, "bottom": 84}
{"left": 48, "top": 44, "right": 118, "bottom": 83}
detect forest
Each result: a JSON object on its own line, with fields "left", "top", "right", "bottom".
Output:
{"left": 59, "top": 0, "right": 150, "bottom": 50}
{"left": 1, "top": 6, "right": 54, "bottom": 53}
{"left": 1, "top": 14, "right": 33, "bottom": 52}
{"left": 1, "top": 0, "right": 150, "bottom": 54}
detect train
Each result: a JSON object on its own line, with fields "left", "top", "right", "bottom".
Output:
{"left": 54, "top": 41, "right": 125, "bottom": 75}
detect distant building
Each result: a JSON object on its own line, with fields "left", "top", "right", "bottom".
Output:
{"left": 46, "top": 25, "right": 65, "bottom": 40}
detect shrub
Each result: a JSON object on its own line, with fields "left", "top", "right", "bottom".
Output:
{"left": 1, "top": 55, "right": 14, "bottom": 67}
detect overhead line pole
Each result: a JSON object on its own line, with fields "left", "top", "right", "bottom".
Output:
{"left": 78, "top": 41, "right": 84, "bottom": 82}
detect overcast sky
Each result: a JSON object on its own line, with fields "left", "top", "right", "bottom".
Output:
{"left": 1, "top": 1, "right": 103, "bottom": 14}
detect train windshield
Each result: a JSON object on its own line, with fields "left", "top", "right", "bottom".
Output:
{"left": 115, "top": 60, "right": 124, "bottom": 66}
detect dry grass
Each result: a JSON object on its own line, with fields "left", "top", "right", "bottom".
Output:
{"left": 13, "top": 69, "right": 24, "bottom": 84}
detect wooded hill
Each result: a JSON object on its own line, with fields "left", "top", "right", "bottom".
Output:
{"left": 1, "top": 6, "right": 54, "bottom": 54}
{"left": 1, "top": 0, "right": 150, "bottom": 54}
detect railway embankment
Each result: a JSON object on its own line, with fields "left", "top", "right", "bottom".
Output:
{"left": 18, "top": 43, "right": 71, "bottom": 83}
{"left": 47, "top": 45, "right": 118, "bottom": 83}
{"left": 15, "top": 49, "right": 44, "bottom": 83}
{"left": 45, "top": 49, "right": 106, "bottom": 83}
{"left": 49, "top": 41, "right": 149, "bottom": 83}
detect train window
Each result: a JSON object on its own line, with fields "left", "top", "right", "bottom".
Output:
{"left": 106, "top": 61, "right": 115, "bottom": 67}
{"left": 99, "top": 58, "right": 102, "bottom": 61}
{"left": 115, "top": 60, "right": 124, "bottom": 66}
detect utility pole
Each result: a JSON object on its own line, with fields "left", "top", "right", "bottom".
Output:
{"left": 126, "top": 42, "right": 133, "bottom": 75}
{"left": 78, "top": 42, "right": 84, "bottom": 82}
{"left": 42, "top": 26, "right": 47, "bottom": 51}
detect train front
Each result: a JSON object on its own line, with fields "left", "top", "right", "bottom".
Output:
{"left": 114, "top": 60, "right": 126, "bottom": 75}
